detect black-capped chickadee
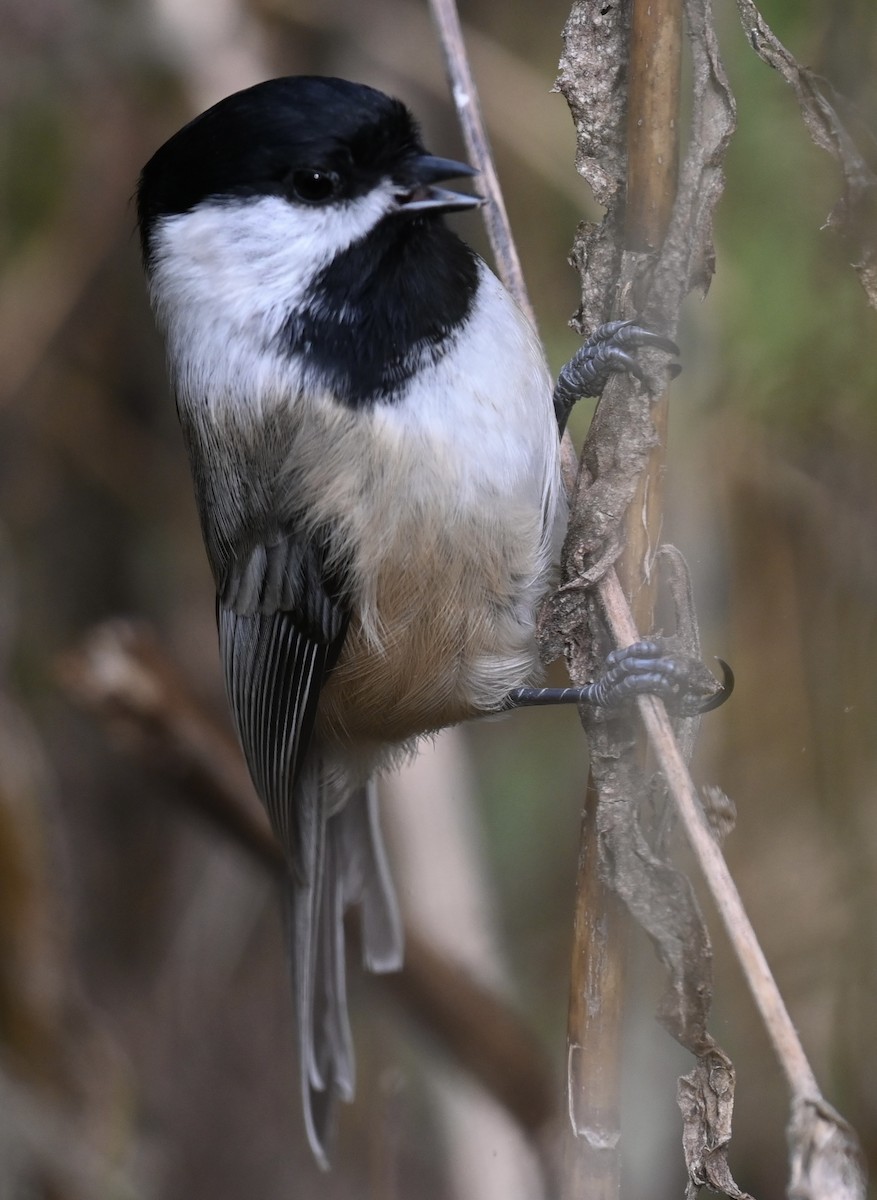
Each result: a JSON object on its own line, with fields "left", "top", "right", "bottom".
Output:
{"left": 137, "top": 75, "right": 717, "bottom": 1164}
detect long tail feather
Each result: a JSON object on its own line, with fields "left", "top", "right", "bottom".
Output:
{"left": 290, "top": 766, "right": 403, "bottom": 1167}
{"left": 340, "top": 780, "right": 404, "bottom": 973}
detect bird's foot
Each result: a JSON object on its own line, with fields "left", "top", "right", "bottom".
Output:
{"left": 504, "top": 640, "right": 733, "bottom": 716}
{"left": 553, "top": 319, "right": 680, "bottom": 433}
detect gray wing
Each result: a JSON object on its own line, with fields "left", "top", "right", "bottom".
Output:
{"left": 218, "top": 533, "right": 348, "bottom": 866}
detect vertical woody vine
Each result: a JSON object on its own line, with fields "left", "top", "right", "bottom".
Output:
{"left": 431, "top": 0, "right": 869, "bottom": 1196}
{"left": 553, "top": 0, "right": 743, "bottom": 1195}
{"left": 552, "top": 2, "right": 868, "bottom": 1197}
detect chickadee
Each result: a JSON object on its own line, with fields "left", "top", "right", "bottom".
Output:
{"left": 137, "top": 75, "right": 714, "bottom": 1164}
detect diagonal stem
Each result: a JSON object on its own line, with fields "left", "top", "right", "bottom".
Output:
{"left": 427, "top": 0, "right": 532, "bottom": 325}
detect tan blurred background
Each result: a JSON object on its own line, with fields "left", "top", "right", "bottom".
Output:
{"left": 1, "top": 0, "right": 876, "bottom": 1196}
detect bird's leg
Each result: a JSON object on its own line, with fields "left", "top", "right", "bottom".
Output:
{"left": 553, "top": 319, "right": 680, "bottom": 434}
{"left": 503, "top": 640, "right": 733, "bottom": 716}
{"left": 540, "top": 328, "right": 730, "bottom": 713}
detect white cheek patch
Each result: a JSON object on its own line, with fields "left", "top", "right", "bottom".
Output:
{"left": 147, "top": 187, "right": 399, "bottom": 414}
{"left": 149, "top": 187, "right": 397, "bottom": 344}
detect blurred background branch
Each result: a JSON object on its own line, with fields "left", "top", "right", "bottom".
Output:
{"left": 57, "top": 618, "right": 559, "bottom": 1153}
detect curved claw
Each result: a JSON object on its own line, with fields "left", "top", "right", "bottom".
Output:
{"left": 606, "top": 319, "right": 680, "bottom": 359}
{"left": 553, "top": 318, "right": 680, "bottom": 434}
{"left": 603, "top": 348, "right": 648, "bottom": 385}
{"left": 695, "top": 658, "right": 735, "bottom": 713}
{"left": 594, "top": 641, "right": 734, "bottom": 716}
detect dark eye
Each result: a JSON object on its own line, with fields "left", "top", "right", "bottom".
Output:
{"left": 289, "top": 169, "right": 338, "bottom": 204}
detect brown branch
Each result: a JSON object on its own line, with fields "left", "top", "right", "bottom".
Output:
{"left": 570, "top": 3, "right": 683, "bottom": 1196}
{"left": 561, "top": 772, "right": 628, "bottom": 1198}
{"left": 57, "top": 620, "right": 558, "bottom": 1144}
{"left": 625, "top": 0, "right": 682, "bottom": 253}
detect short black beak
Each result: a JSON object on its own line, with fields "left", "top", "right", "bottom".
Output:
{"left": 394, "top": 154, "right": 483, "bottom": 214}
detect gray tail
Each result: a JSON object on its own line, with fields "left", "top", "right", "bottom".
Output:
{"left": 290, "top": 768, "right": 403, "bottom": 1167}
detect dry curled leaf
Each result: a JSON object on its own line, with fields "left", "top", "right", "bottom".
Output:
{"left": 787, "top": 1097, "right": 867, "bottom": 1200}
{"left": 733, "top": 0, "right": 877, "bottom": 309}
{"left": 678, "top": 1050, "right": 753, "bottom": 1200}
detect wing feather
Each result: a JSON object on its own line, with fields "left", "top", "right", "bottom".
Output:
{"left": 217, "top": 533, "right": 347, "bottom": 866}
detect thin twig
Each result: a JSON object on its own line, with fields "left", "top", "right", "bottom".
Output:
{"left": 427, "top": 0, "right": 532, "bottom": 325}
{"left": 598, "top": 573, "right": 818, "bottom": 1097}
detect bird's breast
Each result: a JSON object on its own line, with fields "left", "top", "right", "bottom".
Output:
{"left": 315, "top": 500, "right": 553, "bottom": 750}
{"left": 306, "top": 271, "right": 564, "bottom": 753}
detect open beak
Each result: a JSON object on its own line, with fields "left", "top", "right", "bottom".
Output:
{"left": 394, "top": 154, "right": 483, "bottom": 214}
